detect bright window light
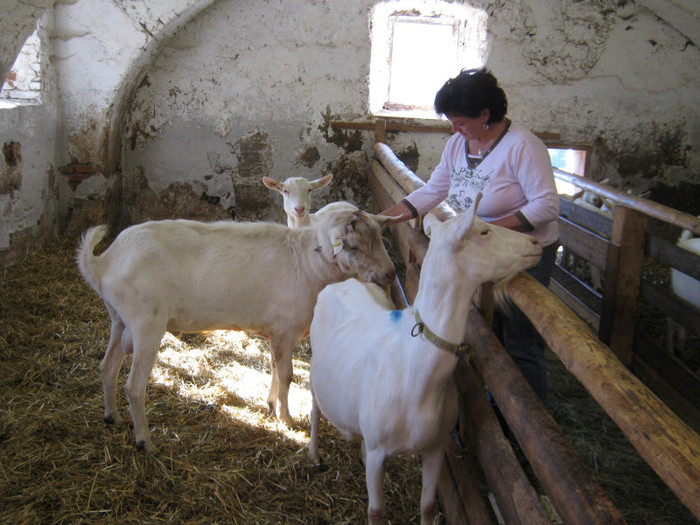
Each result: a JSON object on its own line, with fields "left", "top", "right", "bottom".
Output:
{"left": 370, "top": 1, "right": 488, "bottom": 119}
{"left": 1, "top": 28, "right": 41, "bottom": 107}
{"left": 549, "top": 147, "right": 589, "bottom": 196}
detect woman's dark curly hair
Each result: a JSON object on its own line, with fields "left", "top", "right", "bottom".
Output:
{"left": 434, "top": 68, "right": 508, "bottom": 124}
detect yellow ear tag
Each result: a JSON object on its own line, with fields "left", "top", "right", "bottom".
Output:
{"left": 332, "top": 239, "right": 343, "bottom": 256}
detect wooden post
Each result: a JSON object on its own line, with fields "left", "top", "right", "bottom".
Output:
{"left": 374, "top": 118, "right": 387, "bottom": 143}
{"left": 606, "top": 206, "right": 646, "bottom": 365}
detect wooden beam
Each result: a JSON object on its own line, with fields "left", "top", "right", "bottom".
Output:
{"left": 441, "top": 436, "right": 494, "bottom": 525}
{"left": 332, "top": 119, "right": 561, "bottom": 142}
{"left": 555, "top": 170, "right": 700, "bottom": 235}
{"left": 456, "top": 358, "right": 550, "bottom": 525}
{"left": 466, "top": 307, "right": 627, "bottom": 525}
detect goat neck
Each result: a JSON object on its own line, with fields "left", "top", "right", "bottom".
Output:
{"left": 412, "top": 238, "right": 475, "bottom": 360}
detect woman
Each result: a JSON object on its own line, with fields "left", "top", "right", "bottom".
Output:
{"left": 380, "top": 68, "right": 559, "bottom": 403}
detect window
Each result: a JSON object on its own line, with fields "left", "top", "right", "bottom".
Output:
{"left": 548, "top": 147, "right": 590, "bottom": 196}
{"left": 370, "top": 1, "right": 488, "bottom": 119}
{"left": 1, "top": 28, "right": 42, "bottom": 107}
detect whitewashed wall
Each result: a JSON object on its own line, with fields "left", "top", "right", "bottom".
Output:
{"left": 0, "top": 0, "right": 699, "bottom": 264}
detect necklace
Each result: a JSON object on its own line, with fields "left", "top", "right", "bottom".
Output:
{"left": 466, "top": 119, "right": 511, "bottom": 168}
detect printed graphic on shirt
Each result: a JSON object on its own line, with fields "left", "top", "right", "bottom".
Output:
{"left": 448, "top": 165, "right": 493, "bottom": 212}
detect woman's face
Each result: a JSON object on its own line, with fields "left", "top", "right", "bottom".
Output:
{"left": 447, "top": 110, "right": 489, "bottom": 140}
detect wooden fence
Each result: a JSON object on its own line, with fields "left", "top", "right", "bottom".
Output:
{"left": 368, "top": 140, "right": 700, "bottom": 525}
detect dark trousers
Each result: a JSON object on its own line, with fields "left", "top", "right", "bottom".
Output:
{"left": 492, "top": 243, "right": 558, "bottom": 405}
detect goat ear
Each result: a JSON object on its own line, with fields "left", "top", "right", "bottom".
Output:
{"left": 331, "top": 237, "right": 344, "bottom": 256}
{"left": 451, "top": 193, "right": 481, "bottom": 239}
{"left": 311, "top": 173, "right": 333, "bottom": 190}
{"left": 365, "top": 213, "right": 399, "bottom": 228}
{"left": 422, "top": 212, "right": 443, "bottom": 238}
{"left": 262, "top": 177, "right": 280, "bottom": 191}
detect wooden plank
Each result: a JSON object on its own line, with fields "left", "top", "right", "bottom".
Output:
{"left": 507, "top": 272, "right": 700, "bottom": 520}
{"left": 645, "top": 234, "right": 700, "bottom": 281}
{"left": 549, "top": 279, "right": 601, "bottom": 332}
{"left": 438, "top": 454, "right": 472, "bottom": 525}
{"left": 557, "top": 216, "right": 609, "bottom": 269}
{"left": 598, "top": 242, "right": 620, "bottom": 345}
{"left": 640, "top": 281, "right": 700, "bottom": 339}
{"left": 405, "top": 262, "right": 420, "bottom": 304}
{"left": 559, "top": 197, "right": 613, "bottom": 238}
{"left": 633, "top": 328, "right": 700, "bottom": 407}
{"left": 333, "top": 120, "right": 561, "bottom": 142}
{"left": 631, "top": 348, "right": 700, "bottom": 434}
{"left": 374, "top": 118, "right": 387, "bottom": 143}
{"left": 551, "top": 264, "right": 602, "bottom": 314}
{"left": 607, "top": 207, "right": 647, "bottom": 365}
{"left": 370, "top": 158, "right": 410, "bottom": 206}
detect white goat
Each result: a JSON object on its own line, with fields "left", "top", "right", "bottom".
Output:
{"left": 667, "top": 222, "right": 700, "bottom": 354}
{"left": 308, "top": 200, "right": 542, "bottom": 524}
{"left": 76, "top": 204, "right": 396, "bottom": 452}
{"left": 263, "top": 174, "right": 333, "bottom": 228}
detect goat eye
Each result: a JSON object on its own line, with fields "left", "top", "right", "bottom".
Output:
{"left": 480, "top": 229, "right": 489, "bottom": 236}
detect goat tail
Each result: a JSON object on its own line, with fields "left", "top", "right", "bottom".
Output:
{"left": 76, "top": 225, "right": 109, "bottom": 295}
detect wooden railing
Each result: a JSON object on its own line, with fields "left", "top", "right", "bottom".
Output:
{"left": 550, "top": 170, "right": 700, "bottom": 428}
{"left": 369, "top": 141, "right": 700, "bottom": 525}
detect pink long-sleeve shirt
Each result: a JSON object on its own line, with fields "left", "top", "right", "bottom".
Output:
{"left": 405, "top": 121, "right": 560, "bottom": 247}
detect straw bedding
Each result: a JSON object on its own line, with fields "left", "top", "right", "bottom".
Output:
{"left": 1, "top": 238, "right": 697, "bottom": 524}
{"left": 0, "top": 239, "right": 425, "bottom": 524}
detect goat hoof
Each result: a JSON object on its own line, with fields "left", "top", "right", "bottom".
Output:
{"left": 104, "top": 415, "right": 119, "bottom": 425}
{"left": 309, "top": 457, "right": 325, "bottom": 470}
{"left": 135, "top": 439, "right": 154, "bottom": 453}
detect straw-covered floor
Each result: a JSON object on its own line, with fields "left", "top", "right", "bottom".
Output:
{"left": 0, "top": 239, "right": 425, "bottom": 524}
{"left": 1, "top": 238, "right": 697, "bottom": 524}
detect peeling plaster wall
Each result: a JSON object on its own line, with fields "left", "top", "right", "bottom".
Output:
{"left": 118, "top": 0, "right": 700, "bottom": 226}
{"left": 122, "top": 0, "right": 375, "bottom": 225}
{"left": 1, "top": 0, "right": 699, "bottom": 266}
{"left": 488, "top": 0, "right": 700, "bottom": 202}
{"left": 0, "top": 13, "right": 60, "bottom": 266}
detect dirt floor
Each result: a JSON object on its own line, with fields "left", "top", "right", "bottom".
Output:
{"left": 0, "top": 238, "right": 697, "bottom": 524}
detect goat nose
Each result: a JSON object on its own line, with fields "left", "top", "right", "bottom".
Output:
{"left": 295, "top": 207, "right": 305, "bottom": 214}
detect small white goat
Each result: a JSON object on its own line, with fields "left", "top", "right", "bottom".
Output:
{"left": 308, "top": 199, "right": 542, "bottom": 524}
{"left": 667, "top": 221, "right": 700, "bottom": 354}
{"left": 76, "top": 204, "right": 395, "bottom": 452}
{"left": 263, "top": 174, "right": 333, "bottom": 228}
